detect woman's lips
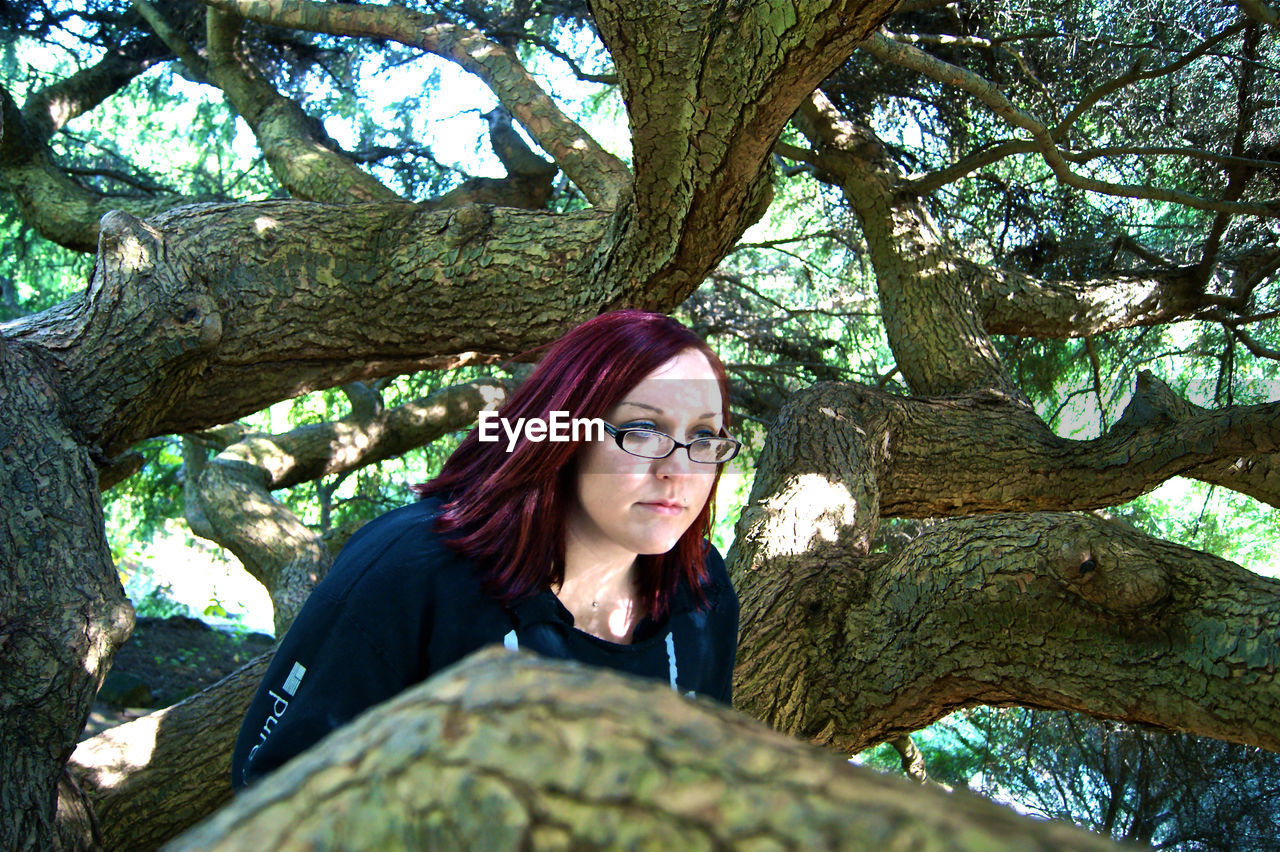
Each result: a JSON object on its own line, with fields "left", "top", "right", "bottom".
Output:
{"left": 637, "top": 501, "right": 684, "bottom": 515}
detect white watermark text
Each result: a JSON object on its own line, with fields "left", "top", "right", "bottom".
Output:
{"left": 478, "top": 410, "right": 606, "bottom": 452}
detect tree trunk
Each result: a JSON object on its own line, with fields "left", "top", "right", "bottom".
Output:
{"left": 164, "top": 649, "right": 1119, "bottom": 851}
{"left": 0, "top": 337, "right": 132, "bottom": 851}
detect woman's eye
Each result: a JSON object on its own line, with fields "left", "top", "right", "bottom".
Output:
{"left": 623, "top": 421, "right": 657, "bottom": 431}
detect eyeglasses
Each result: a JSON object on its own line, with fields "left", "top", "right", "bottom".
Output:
{"left": 602, "top": 422, "right": 742, "bottom": 464}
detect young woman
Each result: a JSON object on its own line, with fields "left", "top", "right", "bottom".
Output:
{"left": 231, "top": 310, "right": 741, "bottom": 788}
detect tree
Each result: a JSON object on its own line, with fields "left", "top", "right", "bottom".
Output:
{"left": 2, "top": 0, "right": 1278, "bottom": 848}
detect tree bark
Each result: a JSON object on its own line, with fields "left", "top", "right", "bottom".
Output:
{"left": 2, "top": 202, "right": 608, "bottom": 455}
{"left": 0, "top": 337, "right": 133, "bottom": 851}
{"left": 775, "top": 375, "right": 1280, "bottom": 518}
{"left": 587, "top": 0, "right": 901, "bottom": 309}
{"left": 164, "top": 649, "right": 1119, "bottom": 851}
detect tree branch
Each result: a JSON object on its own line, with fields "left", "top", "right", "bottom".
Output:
{"left": 806, "top": 375, "right": 1280, "bottom": 516}
{"left": 217, "top": 378, "right": 512, "bottom": 492}
{"left": 793, "top": 90, "right": 1023, "bottom": 398}
{"left": 973, "top": 262, "right": 1209, "bottom": 338}
{"left": 0, "top": 202, "right": 606, "bottom": 454}
{"left": 862, "top": 29, "right": 1280, "bottom": 217}
{"left": 1, "top": 84, "right": 216, "bottom": 252}
{"left": 67, "top": 654, "right": 271, "bottom": 850}
{"left": 130, "top": 0, "right": 209, "bottom": 82}
{"left": 203, "top": 7, "right": 401, "bottom": 204}
{"left": 20, "top": 46, "right": 165, "bottom": 145}
{"left": 909, "top": 140, "right": 1280, "bottom": 197}
{"left": 1053, "top": 23, "right": 1248, "bottom": 141}
{"left": 585, "top": 0, "right": 900, "bottom": 309}
{"left": 888, "top": 734, "right": 929, "bottom": 783}
{"left": 732, "top": 401, "right": 1280, "bottom": 754}
{"left": 196, "top": 0, "right": 630, "bottom": 208}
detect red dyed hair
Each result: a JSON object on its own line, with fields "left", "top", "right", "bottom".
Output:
{"left": 414, "top": 310, "right": 731, "bottom": 619}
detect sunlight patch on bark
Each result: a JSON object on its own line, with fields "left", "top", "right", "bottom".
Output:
{"left": 761, "top": 473, "right": 861, "bottom": 558}
{"left": 72, "top": 711, "right": 159, "bottom": 791}
{"left": 253, "top": 216, "right": 281, "bottom": 235}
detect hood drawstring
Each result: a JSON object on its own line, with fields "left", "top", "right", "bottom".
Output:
{"left": 665, "top": 632, "right": 679, "bottom": 690}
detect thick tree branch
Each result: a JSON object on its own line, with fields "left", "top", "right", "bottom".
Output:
{"left": 166, "top": 650, "right": 1119, "bottom": 851}
{"left": 196, "top": 0, "right": 630, "bottom": 208}
{"left": 220, "top": 378, "right": 511, "bottom": 491}
{"left": 731, "top": 389, "right": 1280, "bottom": 755}
{"left": 794, "top": 90, "right": 1022, "bottom": 398}
{"left": 67, "top": 654, "right": 271, "bottom": 851}
{"left": 888, "top": 735, "right": 929, "bottom": 783}
{"left": 861, "top": 29, "right": 1280, "bottom": 217}
{"left": 0, "top": 202, "right": 607, "bottom": 454}
{"left": 777, "top": 377, "right": 1280, "bottom": 517}
{"left": 973, "top": 263, "right": 1209, "bottom": 338}
{"left": 586, "top": 0, "right": 901, "bottom": 309}
{"left": 186, "top": 452, "right": 330, "bottom": 634}
{"left": 21, "top": 46, "right": 165, "bottom": 145}
{"left": 734, "top": 509, "right": 1280, "bottom": 755}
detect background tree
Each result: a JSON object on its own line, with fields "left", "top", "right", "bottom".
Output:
{"left": 862, "top": 707, "right": 1280, "bottom": 850}
{"left": 2, "top": 0, "right": 1278, "bottom": 849}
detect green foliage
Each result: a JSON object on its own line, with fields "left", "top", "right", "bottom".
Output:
{"left": 133, "top": 584, "right": 195, "bottom": 620}
{"left": 0, "top": 211, "right": 90, "bottom": 321}
{"left": 102, "top": 437, "right": 185, "bottom": 545}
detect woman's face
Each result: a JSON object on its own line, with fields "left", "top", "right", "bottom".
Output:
{"left": 568, "top": 348, "right": 724, "bottom": 563}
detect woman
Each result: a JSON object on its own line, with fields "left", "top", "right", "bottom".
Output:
{"left": 231, "top": 310, "right": 741, "bottom": 789}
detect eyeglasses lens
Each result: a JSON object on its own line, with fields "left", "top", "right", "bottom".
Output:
{"left": 622, "top": 431, "right": 671, "bottom": 458}
{"left": 691, "top": 439, "right": 737, "bottom": 463}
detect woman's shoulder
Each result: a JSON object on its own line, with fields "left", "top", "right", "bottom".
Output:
{"left": 316, "top": 496, "right": 470, "bottom": 602}
{"left": 664, "top": 541, "right": 734, "bottom": 618}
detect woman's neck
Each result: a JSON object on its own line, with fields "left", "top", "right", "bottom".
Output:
{"left": 556, "top": 534, "right": 641, "bottom": 643}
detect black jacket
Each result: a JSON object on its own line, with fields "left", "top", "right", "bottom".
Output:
{"left": 231, "top": 496, "right": 739, "bottom": 788}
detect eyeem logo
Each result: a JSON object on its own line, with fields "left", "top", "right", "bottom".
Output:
{"left": 477, "top": 410, "right": 605, "bottom": 452}
{"left": 246, "top": 661, "right": 306, "bottom": 764}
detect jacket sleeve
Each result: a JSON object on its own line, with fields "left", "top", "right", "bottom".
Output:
{"left": 229, "top": 583, "right": 413, "bottom": 788}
